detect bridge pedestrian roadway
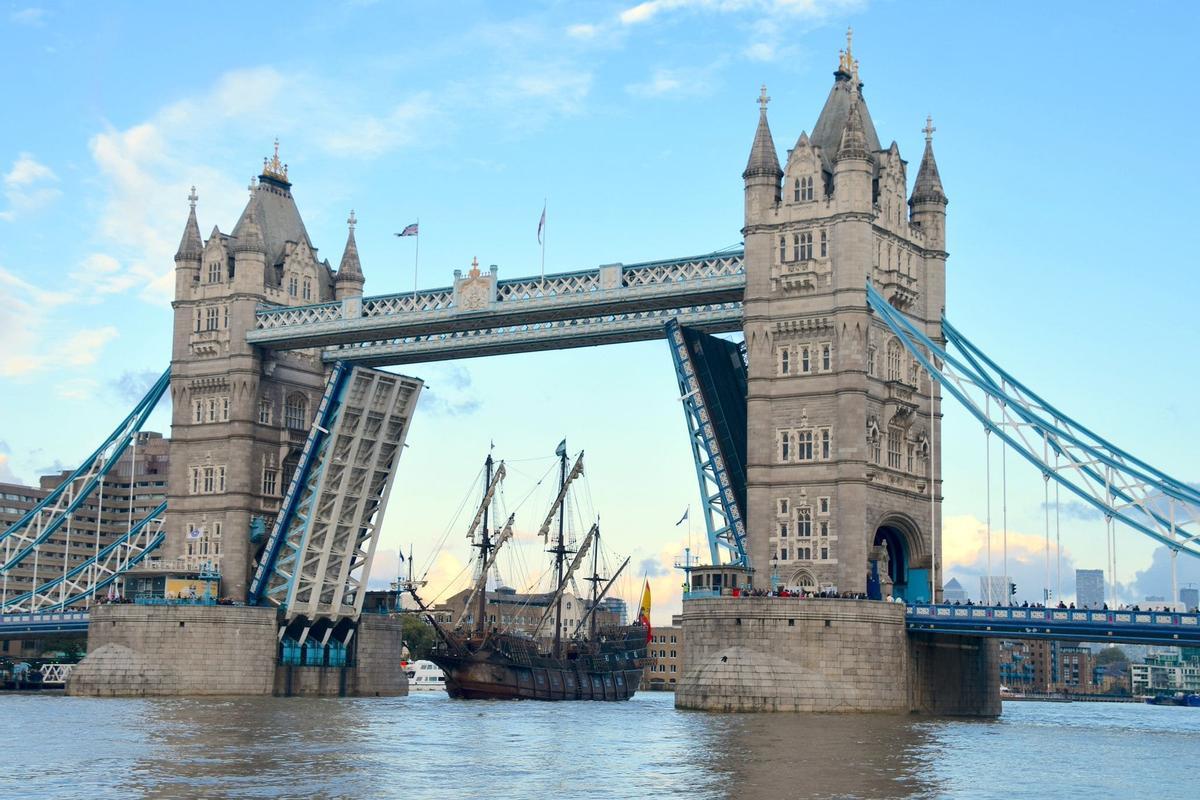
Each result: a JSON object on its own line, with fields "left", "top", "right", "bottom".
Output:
{"left": 907, "top": 603, "right": 1200, "bottom": 647}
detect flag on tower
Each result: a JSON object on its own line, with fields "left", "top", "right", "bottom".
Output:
{"left": 396, "top": 223, "right": 419, "bottom": 237}
{"left": 187, "top": 528, "right": 203, "bottom": 540}
{"left": 537, "top": 203, "right": 546, "bottom": 245}
{"left": 555, "top": 438, "right": 567, "bottom": 457}
{"left": 675, "top": 508, "right": 689, "bottom": 526}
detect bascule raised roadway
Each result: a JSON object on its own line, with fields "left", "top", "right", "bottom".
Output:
{"left": 245, "top": 249, "right": 745, "bottom": 365}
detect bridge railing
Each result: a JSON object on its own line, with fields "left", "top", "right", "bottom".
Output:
{"left": 907, "top": 604, "right": 1200, "bottom": 629}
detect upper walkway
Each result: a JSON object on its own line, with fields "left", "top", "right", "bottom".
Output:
{"left": 245, "top": 250, "right": 745, "bottom": 365}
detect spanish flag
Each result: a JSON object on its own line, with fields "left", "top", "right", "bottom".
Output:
{"left": 637, "top": 579, "right": 652, "bottom": 643}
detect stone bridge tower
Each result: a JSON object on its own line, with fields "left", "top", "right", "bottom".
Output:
{"left": 742, "top": 33, "right": 948, "bottom": 601}
{"left": 165, "top": 146, "right": 367, "bottom": 601}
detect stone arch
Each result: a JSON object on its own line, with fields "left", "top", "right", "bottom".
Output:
{"left": 870, "top": 511, "right": 925, "bottom": 602}
{"left": 788, "top": 568, "right": 817, "bottom": 590}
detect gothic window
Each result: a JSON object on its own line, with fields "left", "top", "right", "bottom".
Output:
{"left": 820, "top": 546, "right": 829, "bottom": 560}
{"left": 796, "top": 429, "right": 814, "bottom": 461}
{"left": 206, "top": 398, "right": 218, "bottom": 423}
{"left": 801, "top": 345, "right": 811, "bottom": 373}
{"left": 779, "top": 236, "right": 786, "bottom": 263}
{"left": 778, "top": 498, "right": 789, "bottom": 516}
{"left": 818, "top": 497, "right": 830, "bottom": 515}
{"left": 202, "top": 467, "right": 215, "bottom": 494}
{"left": 262, "top": 468, "right": 278, "bottom": 496}
{"left": 208, "top": 262, "right": 221, "bottom": 283}
{"left": 793, "top": 178, "right": 801, "bottom": 202}
{"left": 780, "top": 347, "right": 790, "bottom": 375}
{"left": 819, "top": 522, "right": 829, "bottom": 539}
{"left": 258, "top": 398, "right": 272, "bottom": 425}
{"left": 217, "top": 466, "right": 226, "bottom": 493}
{"left": 282, "top": 454, "right": 300, "bottom": 489}
{"left": 211, "top": 521, "right": 222, "bottom": 556}
{"left": 778, "top": 430, "right": 791, "bottom": 463}
{"left": 820, "top": 428, "right": 831, "bottom": 460}
{"left": 907, "top": 443, "right": 916, "bottom": 473}
{"left": 284, "top": 393, "right": 308, "bottom": 430}
{"left": 819, "top": 229, "right": 828, "bottom": 258}
{"left": 778, "top": 522, "right": 789, "bottom": 538}
{"left": 797, "top": 507, "right": 812, "bottom": 538}
{"left": 871, "top": 433, "right": 882, "bottom": 465}
{"left": 189, "top": 468, "right": 200, "bottom": 494}
{"left": 193, "top": 309, "right": 201, "bottom": 333}
{"left": 223, "top": 305, "right": 229, "bottom": 329}
{"left": 799, "top": 232, "right": 813, "bottom": 260}
{"left": 780, "top": 548, "right": 789, "bottom": 561}
{"left": 302, "top": 278, "right": 312, "bottom": 301}
{"left": 886, "top": 339, "right": 902, "bottom": 381}
{"left": 205, "top": 306, "right": 219, "bottom": 331}
{"left": 193, "top": 399, "right": 203, "bottom": 424}
{"left": 792, "top": 234, "right": 800, "bottom": 261}
{"left": 820, "top": 342, "right": 832, "bottom": 372}
{"left": 887, "top": 427, "right": 903, "bottom": 469}
{"left": 288, "top": 276, "right": 298, "bottom": 297}
{"left": 801, "top": 176, "right": 814, "bottom": 201}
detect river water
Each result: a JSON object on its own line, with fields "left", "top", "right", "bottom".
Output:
{"left": 1, "top": 692, "right": 1195, "bottom": 799}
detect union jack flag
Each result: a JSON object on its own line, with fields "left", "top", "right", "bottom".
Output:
{"left": 396, "top": 223, "right": 418, "bottom": 237}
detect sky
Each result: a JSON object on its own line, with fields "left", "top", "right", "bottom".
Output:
{"left": 2, "top": 0, "right": 1199, "bottom": 622}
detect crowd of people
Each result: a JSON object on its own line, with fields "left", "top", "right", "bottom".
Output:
{"left": 726, "top": 586, "right": 905, "bottom": 603}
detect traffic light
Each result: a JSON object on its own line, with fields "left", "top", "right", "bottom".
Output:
{"left": 1009, "top": 582, "right": 1017, "bottom": 597}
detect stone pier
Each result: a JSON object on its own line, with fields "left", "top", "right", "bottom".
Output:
{"left": 67, "top": 604, "right": 407, "bottom": 698}
{"left": 675, "top": 597, "right": 998, "bottom": 715}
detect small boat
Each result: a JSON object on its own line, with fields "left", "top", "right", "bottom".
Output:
{"left": 404, "top": 660, "right": 448, "bottom": 691}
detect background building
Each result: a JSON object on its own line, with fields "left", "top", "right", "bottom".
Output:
{"left": 644, "top": 618, "right": 683, "bottom": 691}
{"left": 598, "top": 596, "right": 628, "bottom": 625}
{"left": 979, "top": 575, "right": 1011, "bottom": 605}
{"left": 942, "top": 577, "right": 967, "bottom": 604}
{"left": 1181, "top": 587, "right": 1199, "bottom": 612}
{"left": 0, "top": 431, "right": 169, "bottom": 609}
{"left": 1075, "top": 569, "right": 1105, "bottom": 609}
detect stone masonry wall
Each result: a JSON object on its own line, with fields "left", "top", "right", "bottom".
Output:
{"left": 68, "top": 604, "right": 278, "bottom": 697}
{"left": 350, "top": 614, "right": 408, "bottom": 697}
{"left": 676, "top": 597, "right": 998, "bottom": 715}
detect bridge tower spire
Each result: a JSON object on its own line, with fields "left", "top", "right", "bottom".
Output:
{"left": 741, "top": 34, "right": 946, "bottom": 600}
{"left": 743, "top": 84, "right": 782, "bottom": 219}
{"left": 335, "top": 209, "right": 365, "bottom": 300}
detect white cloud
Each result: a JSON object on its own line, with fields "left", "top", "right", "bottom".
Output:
{"left": 744, "top": 42, "right": 776, "bottom": 61}
{"left": 9, "top": 7, "right": 46, "bottom": 26}
{"left": 620, "top": 0, "right": 861, "bottom": 26}
{"left": 567, "top": 23, "right": 600, "bottom": 39}
{"left": 56, "top": 378, "right": 101, "bottom": 400}
{"left": 0, "top": 153, "right": 60, "bottom": 221}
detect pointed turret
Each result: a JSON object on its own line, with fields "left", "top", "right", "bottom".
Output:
{"left": 174, "top": 187, "right": 204, "bottom": 264}
{"left": 335, "top": 210, "right": 365, "bottom": 300}
{"left": 836, "top": 96, "right": 870, "bottom": 162}
{"left": 910, "top": 116, "right": 947, "bottom": 206}
{"left": 910, "top": 116, "right": 948, "bottom": 251}
{"left": 744, "top": 84, "right": 782, "bottom": 220}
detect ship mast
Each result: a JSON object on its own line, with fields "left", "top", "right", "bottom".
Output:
{"left": 552, "top": 443, "right": 568, "bottom": 657}
{"left": 586, "top": 523, "right": 602, "bottom": 639}
{"left": 475, "top": 453, "right": 495, "bottom": 637}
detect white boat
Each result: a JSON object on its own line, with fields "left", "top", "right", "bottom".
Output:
{"left": 405, "top": 659, "right": 447, "bottom": 691}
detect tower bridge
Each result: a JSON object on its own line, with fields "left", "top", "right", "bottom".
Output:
{"left": 2, "top": 35, "right": 1196, "bottom": 710}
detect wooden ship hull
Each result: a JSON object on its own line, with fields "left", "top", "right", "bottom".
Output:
{"left": 430, "top": 627, "right": 648, "bottom": 701}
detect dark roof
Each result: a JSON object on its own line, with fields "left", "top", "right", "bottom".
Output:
{"left": 744, "top": 107, "right": 782, "bottom": 180}
{"left": 811, "top": 71, "right": 881, "bottom": 170}
{"left": 231, "top": 175, "right": 314, "bottom": 267}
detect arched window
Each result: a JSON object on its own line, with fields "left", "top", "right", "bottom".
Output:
{"left": 288, "top": 276, "right": 298, "bottom": 297}
{"left": 819, "top": 229, "right": 828, "bottom": 258}
{"left": 797, "top": 507, "right": 812, "bottom": 538}
{"left": 793, "top": 178, "right": 801, "bottom": 202}
{"left": 284, "top": 393, "right": 308, "bottom": 430}
{"left": 886, "top": 339, "right": 902, "bottom": 381}
{"left": 302, "top": 278, "right": 311, "bottom": 300}
{"left": 780, "top": 347, "right": 790, "bottom": 375}
{"left": 799, "top": 232, "right": 813, "bottom": 260}
{"left": 791, "top": 569, "right": 817, "bottom": 589}
{"left": 792, "top": 234, "right": 800, "bottom": 261}
{"left": 802, "top": 176, "right": 814, "bottom": 202}
{"left": 779, "top": 235, "right": 787, "bottom": 263}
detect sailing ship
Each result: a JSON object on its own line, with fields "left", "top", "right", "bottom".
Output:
{"left": 408, "top": 442, "right": 650, "bottom": 700}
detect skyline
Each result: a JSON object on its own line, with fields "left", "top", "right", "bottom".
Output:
{"left": 3, "top": 1, "right": 1200, "bottom": 621}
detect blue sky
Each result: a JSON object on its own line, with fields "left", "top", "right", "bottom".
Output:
{"left": 2, "top": 1, "right": 1198, "bottom": 619}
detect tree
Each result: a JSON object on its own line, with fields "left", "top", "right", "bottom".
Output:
{"left": 400, "top": 613, "right": 437, "bottom": 661}
{"left": 1096, "top": 646, "right": 1129, "bottom": 667}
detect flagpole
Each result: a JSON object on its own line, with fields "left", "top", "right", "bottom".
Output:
{"left": 412, "top": 217, "right": 420, "bottom": 304}
{"left": 540, "top": 198, "right": 546, "bottom": 294}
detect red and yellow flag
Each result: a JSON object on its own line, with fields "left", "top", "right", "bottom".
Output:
{"left": 637, "top": 579, "right": 652, "bottom": 643}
